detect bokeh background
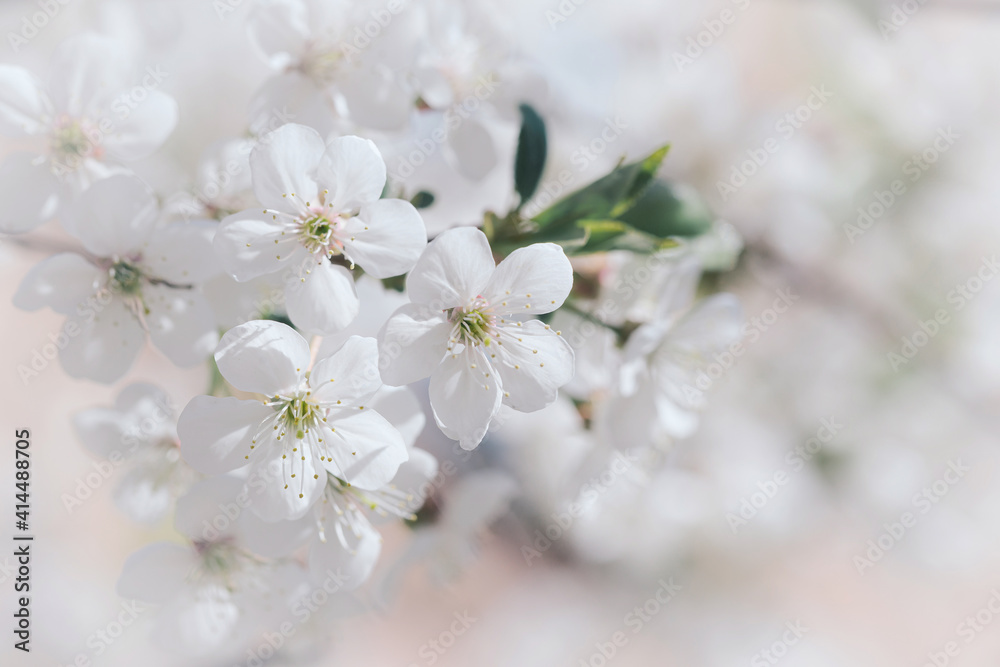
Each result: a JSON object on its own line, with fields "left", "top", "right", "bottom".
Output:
{"left": 2, "top": 0, "right": 1000, "bottom": 665}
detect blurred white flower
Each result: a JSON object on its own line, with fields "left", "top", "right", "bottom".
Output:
{"left": 603, "top": 256, "right": 742, "bottom": 447}
{"left": 379, "top": 227, "right": 575, "bottom": 449}
{"left": 117, "top": 475, "right": 311, "bottom": 659}
{"left": 73, "top": 383, "right": 192, "bottom": 524}
{"left": 0, "top": 33, "right": 177, "bottom": 234}
{"left": 13, "top": 175, "right": 219, "bottom": 383}
{"left": 214, "top": 123, "right": 427, "bottom": 334}
{"left": 178, "top": 320, "right": 409, "bottom": 521}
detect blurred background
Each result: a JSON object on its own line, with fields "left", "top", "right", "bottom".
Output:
{"left": 2, "top": 0, "right": 1000, "bottom": 665}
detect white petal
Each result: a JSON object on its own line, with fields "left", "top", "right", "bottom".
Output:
{"left": 13, "top": 253, "right": 102, "bottom": 315}
{"left": 0, "top": 65, "right": 49, "bottom": 135}
{"left": 72, "top": 382, "right": 174, "bottom": 459}
{"left": 377, "top": 303, "right": 451, "bottom": 386}
{"left": 341, "top": 199, "right": 426, "bottom": 278}
{"left": 238, "top": 512, "right": 313, "bottom": 558}
{"left": 113, "top": 468, "right": 173, "bottom": 525}
{"left": 251, "top": 123, "right": 324, "bottom": 212}
{"left": 406, "top": 227, "right": 495, "bottom": 308}
{"left": 117, "top": 542, "right": 197, "bottom": 603}
{"left": 246, "top": 448, "right": 324, "bottom": 521}
{"left": 114, "top": 382, "right": 176, "bottom": 438}
{"left": 215, "top": 210, "right": 308, "bottom": 282}
{"left": 429, "top": 345, "right": 502, "bottom": 450}
{"left": 339, "top": 67, "right": 413, "bottom": 131}
{"left": 662, "top": 293, "right": 743, "bottom": 353}
{"left": 102, "top": 90, "right": 178, "bottom": 162}
{"left": 178, "top": 396, "right": 272, "bottom": 474}
{"left": 484, "top": 243, "right": 573, "bottom": 315}
{"left": 650, "top": 254, "right": 703, "bottom": 321}
{"left": 314, "top": 135, "right": 386, "bottom": 211}
{"left": 308, "top": 517, "right": 381, "bottom": 591}
{"left": 73, "top": 407, "right": 130, "bottom": 459}
{"left": 495, "top": 320, "right": 575, "bottom": 412}
{"left": 412, "top": 66, "right": 454, "bottom": 108}
{"left": 310, "top": 336, "right": 382, "bottom": 406}
{"left": 71, "top": 174, "right": 158, "bottom": 258}
{"left": 284, "top": 260, "right": 359, "bottom": 335}
{"left": 248, "top": 71, "right": 330, "bottom": 137}
{"left": 387, "top": 447, "right": 439, "bottom": 515}
{"left": 48, "top": 33, "right": 130, "bottom": 117}
{"left": 215, "top": 320, "right": 310, "bottom": 396}
{"left": 145, "top": 285, "right": 219, "bottom": 367}
{"left": 0, "top": 152, "right": 61, "bottom": 234}
{"left": 321, "top": 410, "right": 408, "bottom": 490}
{"left": 173, "top": 475, "right": 246, "bottom": 541}
{"left": 317, "top": 274, "right": 408, "bottom": 351}
{"left": 447, "top": 117, "right": 498, "bottom": 180}
{"left": 142, "top": 220, "right": 221, "bottom": 284}
{"left": 247, "top": 0, "right": 310, "bottom": 68}
{"left": 370, "top": 386, "right": 426, "bottom": 448}
{"left": 60, "top": 297, "right": 145, "bottom": 384}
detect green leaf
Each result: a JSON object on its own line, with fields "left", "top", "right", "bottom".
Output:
{"left": 514, "top": 104, "right": 547, "bottom": 207}
{"left": 616, "top": 181, "right": 713, "bottom": 239}
{"left": 531, "top": 145, "right": 670, "bottom": 231}
{"left": 410, "top": 190, "right": 435, "bottom": 209}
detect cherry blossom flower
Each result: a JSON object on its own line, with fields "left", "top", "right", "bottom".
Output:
{"left": 206, "top": 375, "right": 434, "bottom": 590}
{"left": 0, "top": 33, "right": 177, "bottom": 234}
{"left": 378, "top": 227, "right": 575, "bottom": 449}
{"left": 178, "top": 320, "right": 409, "bottom": 521}
{"left": 214, "top": 123, "right": 427, "bottom": 335}
{"left": 13, "top": 175, "right": 219, "bottom": 383}
{"left": 117, "top": 476, "right": 311, "bottom": 659}
{"left": 72, "top": 383, "right": 193, "bottom": 523}
{"left": 246, "top": 0, "right": 417, "bottom": 134}
{"left": 603, "top": 256, "right": 743, "bottom": 447}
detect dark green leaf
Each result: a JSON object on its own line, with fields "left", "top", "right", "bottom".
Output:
{"left": 531, "top": 145, "right": 670, "bottom": 231}
{"left": 514, "top": 104, "right": 547, "bottom": 206}
{"left": 616, "top": 181, "right": 713, "bottom": 239}
{"left": 410, "top": 190, "right": 435, "bottom": 208}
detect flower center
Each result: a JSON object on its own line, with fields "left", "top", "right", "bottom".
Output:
{"left": 109, "top": 261, "right": 144, "bottom": 295}
{"left": 298, "top": 209, "right": 344, "bottom": 256}
{"left": 279, "top": 393, "right": 324, "bottom": 440}
{"left": 451, "top": 299, "right": 496, "bottom": 347}
{"left": 50, "top": 117, "right": 102, "bottom": 166}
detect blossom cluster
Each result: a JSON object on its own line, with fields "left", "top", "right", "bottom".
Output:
{"left": 3, "top": 1, "right": 743, "bottom": 661}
